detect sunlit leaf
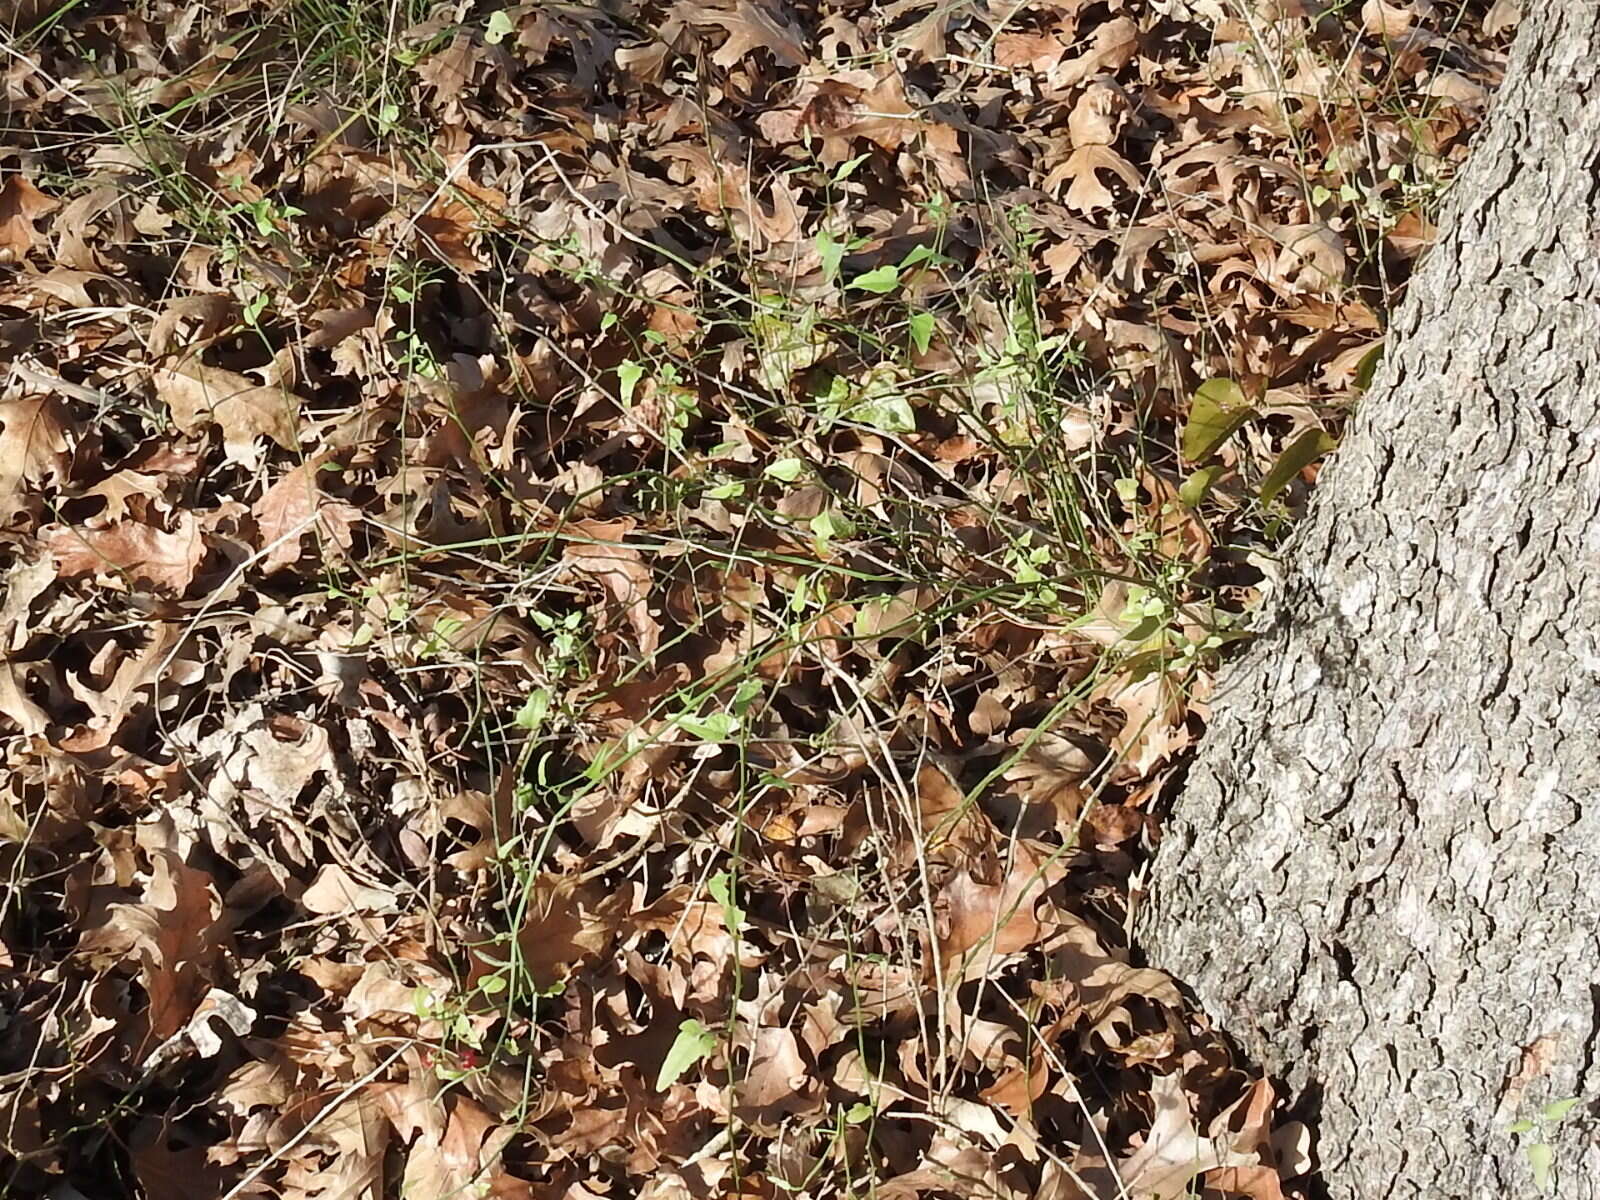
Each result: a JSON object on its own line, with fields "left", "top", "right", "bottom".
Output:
{"left": 706, "top": 870, "right": 744, "bottom": 929}
{"left": 1259, "top": 428, "right": 1335, "bottom": 505}
{"left": 908, "top": 311, "right": 935, "bottom": 355}
{"left": 1526, "top": 1142, "right": 1554, "bottom": 1192}
{"left": 617, "top": 360, "right": 645, "bottom": 407}
{"left": 484, "top": 9, "right": 514, "bottom": 43}
{"left": 677, "top": 710, "right": 738, "bottom": 741}
{"left": 764, "top": 457, "right": 805, "bottom": 482}
{"left": 817, "top": 230, "right": 844, "bottom": 282}
{"left": 1179, "top": 464, "right": 1225, "bottom": 508}
{"left": 656, "top": 1019, "right": 718, "bottom": 1090}
{"left": 1181, "top": 378, "right": 1255, "bottom": 463}
{"left": 849, "top": 265, "right": 900, "bottom": 294}
{"left": 1542, "top": 1097, "right": 1580, "bottom": 1123}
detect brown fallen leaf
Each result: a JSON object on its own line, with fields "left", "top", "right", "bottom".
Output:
{"left": 44, "top": 512, "right": 206, "bottom": 594}
{"left": 734, "top": 1026, "right": 822, "bottom": 1131}
{"left": 0, "top": 174, "right": 57, "bottom": 261}
{"left": 0, "top": 393, "right": 70, "bottom": 498}
{"left": 938, "top": 839, "right": 1062, "bottom": 982}
{"left": 677, "top": 0, "right": 807, "bottom": 68}
{"left": 495, "top": 874, "right": 617, "bottom": 992}
{"left": 0, "top": 661, "right": 50, "bottom": 735}
{"left": 153, "top": 360, "right": 301, "bottom": 464}
{"left": 1116, "top": 1073, "right": 1259, "bottom": 1199}
{"left": 77, "top": 850, "right": 230, "bottom": 1044}
{"left": 130, "top": 1119, "right": 232, "bottom": 1200}
{"left": 1095, "top": 669, "right": 1189, "bottom": 778}
{"left": 62, "top": 622, "right": 181, "bottom": 751}
{"left": 1038, "top": 918, "right": 1182, "bottom": 1047}
{"left": 393, "top": 1092, "right": 530, "bottom": 1200}
{"left": 1054, "top": 16, "right": 1139, "bottom": 88}
{"left": 562, "top": 521, "right": 662, "bottom": 658}
{"left": 301, "top": 864, "right": 399, "bottom": 915}
{"left": 254, "top": 458, "right": 361, "bottom": 572}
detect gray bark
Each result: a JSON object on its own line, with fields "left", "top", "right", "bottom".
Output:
{"left": 1134, "top": 3, "right": 1600, "bottom": 1197}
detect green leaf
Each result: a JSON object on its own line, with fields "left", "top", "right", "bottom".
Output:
{"left": 899, "top": 243, "right": 937, "bottom": 269}
{"left": 704, "top": 480, "right": 744, "bottom": 500}
{"left": 513, "top": 688, "right": 551, "bottom": 731}
{"left": 810, "top": 509, "right": 849, "bottom": 547}
{"left": 249, "top": 201, "right": 276, "bottom": 237}
{"left": 1181, "top": 378, "right": 1256, "bottom": 463}
{"left": 1354, "top": 342, "right": 1385, "bottom": 391}
{"left": 845, "top": 1102, "right": 874, "bottom": 1125}
{"left": 817, "top": 230, "right": 844, "bottom": 283}
{"left": 847, "top": 389, "right": 916, "bottom": 434}
{"left": 657, "top": 1019, "right": 718, "bottom": 1090}
{"left": 1259, "top": 428, "right": 1336, "bottom": 505}
{"left": 730, "top": 677, "right": 764, "bottom": 714}
{"left": 616, "top": 360, "right": 645, "bottom": 408}
{"left": 848, "top": 265, "right": 900, "bottom": 294}
{"left": 1525, "top": 1141, "right": 1554, "bottom": 1193}
{"left": 832, "top": 153, "right": 871, "bottom": 183}
{"left": 1509, "top": 1119, "right": 1536, "bottom": 1135}
{"left": 677, "top": 710, "right": 738, "bottom": 742}
{"left": 1178, "top": 464, "right": 1225, "bottom": 508}
{"left": 478, "top": 972, "right": 508, "bottom": 995}
{"left": 764, "top": 457, "right": 805, "bottom": 482}
{"left": 1542, "top": 1097, "right": 1580, "bottom": 1123}
{"left": 484, "top": 9, "right": 514, "bottom": 44}
{"left": 907, "top": 311, "right": 935, "bottom": 355}
{"left": 706, "top": 870, "right": 745, "bottom": 929}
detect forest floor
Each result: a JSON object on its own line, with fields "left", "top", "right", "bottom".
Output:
{"left": 0, "top": 2, "right": 1512, "bottom": 1197}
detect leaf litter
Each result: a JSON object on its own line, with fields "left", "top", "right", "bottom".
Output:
{"left": 0, "top": 1, "right": 1510, "bottom": 1197}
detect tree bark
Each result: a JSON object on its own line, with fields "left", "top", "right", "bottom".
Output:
{"left": 1134, "top": 4, "right": 1600, "bottom": 1197}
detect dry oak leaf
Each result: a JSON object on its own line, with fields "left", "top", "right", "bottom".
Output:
{"left": 1095, "top": 668, "right": 1189, "bottom": 778}
{"left": 675, "top": 0, "right": 807, "bottom": 68}
{"left": 62, "top": 622, "right": 181, "bottom": 751}
{"left": 938, "top": 840, "right": 1064, "bottom": 982}
{"left": 0, "top": 661, "right": 50, "bottom": 735}
{"left": 1116, "top": 1073, "right": 1259, "bottom": 1198}
{"left": 0, "top": 392, "right": 70, "bottom": 493}
{"left": 995, "top": 31, "right": 1067, "bottom": 72}
{"left": 756, "top": 70, "right": 920, "bottom": 164}
{"left": 497, "top": 873, "right": 616, "bottom": 992}
{"left": 1204, "top": 1079, "right": 1305, "bottom": 1200}
{"left": 45, "top": 511, "right": 206, "bottom": 594}
{"left": 76, "top": 851, "right": 229, "bottom": 1043}
{"left": 254, "top": 458, "right": 361, "bottom": 572}
{"left": 393, "top": 1092, "right": 530, "bottom": 1200}
{"left": 301, "top": 863, "right": 399, "bottom": 915}
{"left": 1053, "top": 16, "right": 1139, "bottom": 89}
{"left": 154, "top": 360, "right": 300, "bottom": 463}
{"left": 1038, "top": 918, "right": 1181, "bottom": 1047}
{"left": 1269, "top": 222, "right": 1349, "bottom": 295}
{"left": 130, "top": 1121, "right": 231, "bottom": 1200}
{"left": 0, "top": 174, "right": 57, "bottom": 261}
{"left": 562, "top": 519, "right": 662, "bottom": 657}
{"left": 412, "top": 176, "right": 509, "bottom": 274}
{"left": 1001, "top": 729, "right": 1106, "bottom": 829}
{"left": 734, "top": 1026, "right": 822, "bottom": 1131}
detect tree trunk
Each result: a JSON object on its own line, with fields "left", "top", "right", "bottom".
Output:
{"left": 1134, "top": 4, "right": 1600, "bottom": 1197}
